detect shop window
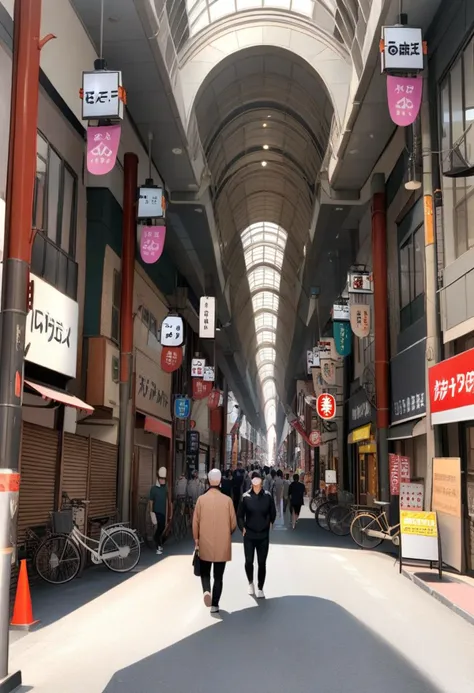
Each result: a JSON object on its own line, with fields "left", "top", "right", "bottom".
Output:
{"left": 111, "top": 270, "right": 121, "bottom": 343}
{"left": 31, "top": 132, "right": 78, "bottom": 300}
{"left": 398, "top": 224, "right": 425, "bottom": 331}
{"left": 140, "top": 306, "right": 161, "bottom": 350}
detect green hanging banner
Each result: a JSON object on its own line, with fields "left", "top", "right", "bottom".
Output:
{"left": 333, "top": 321, "right": 352, "bottom": 357}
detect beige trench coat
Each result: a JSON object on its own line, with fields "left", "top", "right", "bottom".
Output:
{"left": 193, "top": 488, "right": 237, "bottom": 563}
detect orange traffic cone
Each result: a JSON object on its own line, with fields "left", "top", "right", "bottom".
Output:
{"left": 11, "top": 559, "right": 39, "bottom": 630}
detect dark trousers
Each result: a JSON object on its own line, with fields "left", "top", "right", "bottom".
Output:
{"left": 244, "top": 535, "right": 269, "bottom": 590}
{"left": 154, "top": 512, "right": 166, "bottom": 549}
{"left": 200, "top": 560, "right": 226, "bottom": 607}
{"left": 232, "top": 489, "right": 241, "bottom": 513}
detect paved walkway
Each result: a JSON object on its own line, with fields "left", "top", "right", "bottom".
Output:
{"left": 8, "top": 508, "right": 474, "bottom": 692}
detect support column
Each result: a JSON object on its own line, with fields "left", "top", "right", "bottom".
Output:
{"left": 118, "top": 153, "right": 138, "bottom": 522}
{"left": 421, "top": 71, "right": 441, "bottom": 508}
{"left": 0, "top": 2, "right": 43, "bottom": 689}
{"left": 371, "top": 173, "right": 390, "bottom": 502}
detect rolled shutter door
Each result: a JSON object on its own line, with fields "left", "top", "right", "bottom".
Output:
{"left": 89, "top": 439, "right": 118, "bottom": 518}
{"left": 61, "top": 432, "right": 89, "bottom": 502}
{"left": 18, "top": 422, "right": 59, "bottom": 541}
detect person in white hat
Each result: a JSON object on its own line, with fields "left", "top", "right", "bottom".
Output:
{"left": 149, "top": 466, "right": 170, "bottom": 555}
{"left": 193, "top": 468, "right": 237, "bottom": 613}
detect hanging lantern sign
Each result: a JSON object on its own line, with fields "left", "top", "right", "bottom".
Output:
{"left": 333, "top": 321, "right": 352, "bottom": 357}
{"left": 174, "top": 397, "right": 191, "bottom": 420}
{"left": 81, "top": 70, "right": 125, "bottom": 120}
{"left": 347, "top": 270, "right": 373, "bottom": 294}
{"left": 207, "top": 389, "right": 221, "bottom": 410}
{"left": 386, "top": 75, "right": 423, "bottom": 127}
{"left": 160, "top": 315, "right": 184, "bottom": 347}
{"left": 350, "top": 304, "right": 371, "bottom": 339}
{"left": 139, "top": 225, "right": 166, "bottom": 264}
{"left": 203, "top": 366, "right": 215, "bottom": 382}
{"left": 332, "top": 301, "right": 350, "bottom": 322}
{"left": 137, "top": 186, "right": 166, "bottom": 220}
{"left": 199, "top": 297, "right": 216, "bottom": 339}
{"left": 191, "top": 358, "right": 205, "bottom": 378}
{"left": 193, "top": 378, "right": 212, "bottom": 400}
{"left": 316, "top": 393, "right": 336, "bottom": 421}
{"left": 86, "top": 125, "right": 121, "bottom": 176}
{"left": 160, "top": 346, "right": 183, "bottom": 373}
{"left": 320, "top": 358, "right": 336, "bottom": 386}
{"left": 380, "top": 26, "right": 424, "bottom": 73}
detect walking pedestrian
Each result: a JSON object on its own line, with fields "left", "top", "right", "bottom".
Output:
{"left": 238, "top": 470, "right": 276, "bottom": 599}
{"left": 283, "top": 473, "right": 290, "bottom": 515}
{"left": 288, "top": 473, "right": 306, "bottom": 530}
{"left": 149, "top": 466, "right": 171, "bottom": 555}
{"left": 221, "top": 469, "right": 233, "bottom": 498}
{"left": 232, "top": 462, "right": 245, "bottom": 512}
{"left": 273, "top": 469, "right": 284, "bottom": 517}
{"left": 193, "top": 469, "right": 237, "bottom": 614}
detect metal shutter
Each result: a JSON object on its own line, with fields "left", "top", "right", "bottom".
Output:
{"left": 18, "top": 422, "right": 59, "bottom": 540}
{"left": 89, "top": 439, "right": 118, "bottom": 518}
{"left": 138, "top": 447, "right": 154, "bottom": 499}
{"left": 61, "top": 432, "right": 89, "bottom": 502}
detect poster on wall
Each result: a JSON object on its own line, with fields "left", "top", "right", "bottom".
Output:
{"left": 432, "top": 457, "right": 462, "bottom": 572}
{"left": 400, "top": 482, "right": 424, "bottom": 510}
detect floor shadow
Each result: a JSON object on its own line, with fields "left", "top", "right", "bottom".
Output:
{"left": 101, "top": 595, "right": 442, "bottom": 693}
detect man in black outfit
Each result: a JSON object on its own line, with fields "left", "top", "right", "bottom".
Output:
{"left": 232, "top": 462, "right": 245, "bottom": 512}
{"left": 237, "top": 470, "right": 276, "bottom": 599}
{"left": 289, "top": 473, "right": 306, "bottom": 530}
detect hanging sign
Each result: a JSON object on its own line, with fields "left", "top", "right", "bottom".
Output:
{"left": 306, "top": 350, "right": 314, "bottom": 375}
{"left": 199, "top": 297, "right": 216, "bottom": 339}
{"left": 308, "top": 430, "right": 321, "bottom": 447}
{"left": 387, "top": 75, "right": 423, "bottom": 127}
{"left": 389, "top": 454, "right": 411, "bottom": 495}
{"left": 318, "top": 339, "right": 332, "bottom": 357}
{"left": 160, "top": 315, "right": 184, "bottom": 347}
{"left": 186, "top": 430, "right": 200, "bottom": 454}
{"left": 81, "top": 70, "right": 125, "bottom": 120}
{"left": 203, "top": 366, "right": 215, "bottom": 382}
{"left": 139, "top": 225, "right": 166, "bottom": 264}
{"left": 191, "top": 358, "right": 205, "bottom": 378}
{"left": 174, "top": 397, "right": 191, "bottom": 420}
{"left": 160, "top": 346, "right": 183, "bottom": 373}
{"left": 138, "top": 186, "right": 165, "bottom": 220}
{"left": 312, "top": 347, "right": 320, "bottom": 367}
{"left": 332, "top": 302, "right": 350, "bottom": 322}
{"left": 333, "top": 321, "right": 352, "bottom": 357}
{"left": 207, "top": 389, "right": 221, "bottom": 410}
{"left": 316, "top": 393, "right": 336, "bottom": 420}
{"left": 428, "top": 348, "right": 474, "bottom": 425}
{"left": 320, "top": 358, "right": 336, "bottom": 386}
{"left": 312, "top": 367, "right": 323, "bottom": 397}
{"left": 380, "top": 26, "right": 424, "bottom": 73}
{"left": 347, "top": 271, "right": 373, "bottom": 294}
{"left": 192, "top": 378, "right": 212, "bottom": 400}
{"left": 86, "top": 125, "right": 121, "bottom": 176}
{"left": 350, "top": 304, "right": 370, "bottom": 338}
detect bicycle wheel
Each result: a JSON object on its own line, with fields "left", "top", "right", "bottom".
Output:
{"left": 350, "top": 513, "right": 384, "bottom": 549}
{"left": 101, "top": 527, "right": 141, "bottom": 572}
{"left": 317, "top": 501, "right": 334, "bottom": 531}
{"left": 35, "top": 534, "right": 81, "bottom": 584}
{"left": 328, "top": 504, "right": 354, "bottom": 536}
{"left": 309, "top": 496, "right": 320, "bottom": 514}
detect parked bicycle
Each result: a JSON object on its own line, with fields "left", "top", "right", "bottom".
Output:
{"left": 316, "top": 491, "right": 353, "bottom": 531}
{"left": 327, "top": 503, "right": 376, "bottom": 537}
{"left": 309, "top": 489, "right": 325, "bottom": 514}
{"left": 172, "top": 495, "right": 192, "bottom": 541}
{"left": 34, "top": 495, "right": 141, "bottom": 584}
{"left": 350, "top": 500, "right": 400, "bottom": 549}
{"left": 136, "top": 496, "right": 155, "bottom": 550}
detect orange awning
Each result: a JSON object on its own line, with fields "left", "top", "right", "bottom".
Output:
{"left": 144, "top": 416, "right": 172, "bottom": 438}
{"left": 24, "top": 380, "right": 94, "bottom": 413}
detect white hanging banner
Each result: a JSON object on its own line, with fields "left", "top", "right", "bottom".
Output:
{"left": 203, "top": 366, "right": 215, "bottom": 382}
{"left": 138, "top": 186, "right": 165, "bottom": 220}
{"left": 199, "top": 296, "right": 216, "bottom": 339}
{"left": 380, "top": 26, "right": 424, "bottom": 73}
{"left": 320, "top": 358, "right": 336, "bottom": 386}
{"left": 347, "top": 271, "right": 373, "bottom": 294}
{"left": 191, "top": 358, "right": 205, "bottom": 378}
{"left": 318, "top": 337, "right": 340, "bottom": 362}
{"left": 82, "top": 70, "right": 124, "bottom": 120}
{"left": 160, "top": 315, "right": 184, "bottom": 347}
{"left": 312, "top": 347, "right": 320, "bottom": 367}
{"left": 306, "top": 350, "right": 314, "bottom": 375}
{"left": 350, "top": 304, "right": 371, "bottom": 338}
{"left": 332, "top": 302, "right": 350, "bottom": 322}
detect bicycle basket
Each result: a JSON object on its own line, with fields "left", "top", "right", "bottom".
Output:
{"left": 52, "top": 509, "right": 73, "bottom": 534}
{"left": 337, "top": 490, "right": 355, "bottom": 505}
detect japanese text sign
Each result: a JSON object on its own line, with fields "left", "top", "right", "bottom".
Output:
{"left": 187, "top": 430, "right": 200, "bottom": 454}
{"left": 82, "top": 70, "right": 123, "bottom": 120}
{"left": 320, "top": 358, "right": 336, "bottom": 386}
{"left": 332, "top": 302, "right": 349, "bottom": 321}
{"left": 192, "top": 378, "right": 212, "bottom": 400}
{"left": 389, "top": 454, "right": 411, "bottom": 495}
{"left": 307, "top": 350, "right": 314, "bottom": 375}
{"left": 207, "top": 389, "right": 220, "bottom": 410}
{"left": 139, "top": 225, "right": 166, "bottom": 264}
{"left": 174, "top": 397, "right": 191, "bottom": 420}
{"left": 432, "top": 457, "right": 461, "bottom": 518}
{"left": 191, "top": 359, "right": 205, "bottom": 378}
{"left": 199, "top": 296, "right": 216, "bottom": 339}
{"left": 428, "top": 348, "right": 474, "bottom": 425}
{"left": 86, "top": 125, "right": 121, "bottom": 176}
{"left": 347, "top": 271, "right": 373, "bottom": 294}
{"left": 333, "top": 321, "right": 351, "bottom": 357}
{"left": 316, "top": 393, "right": 336, "bottom": 420}
{"left": 400, "top": 511, "right": 437, "bottom": 538}
{"left": 160, "top": 315, "right": 183, "bottom": 347}
{"left": 135, "top": 349, "right": 171, "bottom": 421}
{"left": 381, "top": 26, "right": 424, "bottom": 73}
{"left": 203, "top": 366, "right": 215, "bottom": 382}
{"left": 312, "top": 347, "right": 320, "bottom": 367}
{"left": 160, "top": 346, "right": 183, "bottom": 373}
{"left": 350, "top": 304, "right": 370, "bottom": 339}
{"left": 387, "top": 75, "right": 422, "bottom": 127}
{"left": 138, "top": 187, "right": 165, "bottom": 220}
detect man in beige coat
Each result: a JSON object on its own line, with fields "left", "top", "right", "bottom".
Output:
{"left": 193, "top": 468, "right": 237, "bottom": 613}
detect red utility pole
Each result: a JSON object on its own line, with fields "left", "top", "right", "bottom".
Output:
{"left": 118, "top": 153, "right": 138, "bottom": 522}
{"left": 0, "top": 1, "right": 46, "bottom": 689}
{"left": 371, "top": 174, "right": 390, "bottom": 502}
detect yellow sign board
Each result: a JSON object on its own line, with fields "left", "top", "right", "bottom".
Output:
{"left": 400, "top": 511, "right": 438, "bottom": 538}
{"left": 351, "top": 424, "right": 371, "bottom": 444}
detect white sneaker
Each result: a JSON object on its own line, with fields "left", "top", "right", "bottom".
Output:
{"left": 210, "top": 606, "right": 219, "bottom": 614}
{"left": 203, "top": 591, "right": 212, "bottom": 607}
{"left": 256, "top": 589, "right": 265, "bottom": 599}
{"left": 156, "top": 547, "right": 163, "bottom": 555}
{"left": 248, "top": 583, "right": 255, "bottom": 596}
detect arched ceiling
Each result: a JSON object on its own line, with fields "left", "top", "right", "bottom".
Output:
{"left": 194, "top": 45, "right": 334, "bottom": 425}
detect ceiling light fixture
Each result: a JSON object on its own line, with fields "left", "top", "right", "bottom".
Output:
{"left": 263, "top": 144, "right": 269, "bottom": 150}
{"left": 262, "top": 123, "right": 268, "bottom": 128}
{"left": 261, "top": 161, "right": 268, "bottom": 167}
{"left": 267, "top": 115, "right": 272, "bottom": 118}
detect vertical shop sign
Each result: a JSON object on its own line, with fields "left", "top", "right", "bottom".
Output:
{"left": 350, "top": 304, "right": 371, "bottom": 338}
{"left": 389, "top": 454, "right": 411, "bottom": 495}
{"left": 199, "top": 297, "right": 216, "bottom": 339}
{"left": 333, "top": 321, "right": 352, "bottom": 357}
{"left": 191, "top": 358, "right": 205, "bottom": 378}
{"left": 86, "top": 125, "right": 121, "bottom": 176}
{"left": 139, "top": 225, "right": 166, "bottom": 264}
{"left": 386, "top": 75, "right": 423, "bottom": 127}
{"left": 320, "top": 358, "right": 336, "bottom": 386}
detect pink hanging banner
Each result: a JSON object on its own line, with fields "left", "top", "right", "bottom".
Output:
{"left": 386, "top": 75, "right": 422, "bottom": 127}
{"left": 139, "top": 226, "right": 166, "bottom": 264}
{"left": 86, "top": 125, "right": 121, "bottom": 176}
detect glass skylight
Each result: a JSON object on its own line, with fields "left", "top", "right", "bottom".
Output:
{"left": 252, "top": 291, "right": 279, "bottom": 313}
{"left": 254, "top": 312, "right": 277, "bottom": 330}
{"left": 256, "top": 329, "right": 276, "bottom": 345}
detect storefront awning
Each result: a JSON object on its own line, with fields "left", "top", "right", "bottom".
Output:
{"left": 387, "top": 417, "right": 426, "bottom": 441}
{"left": 348, "top": 424, "right": 372, "bottom": 444}
{"left": 144, "top": 416, "right": 172, "bottom": 438}
{"left": 24, "top": 380, "right": 94, "bottom": 413}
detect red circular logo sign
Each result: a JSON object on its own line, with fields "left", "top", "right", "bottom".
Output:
{"left": 308, "top": 430, "right": 321, "bottom": 447}
{"left": 316, "top": 393, "right": 336, "bottom": 420}
{"left": 190, "top": 420, "right": 196, "bottom": 429}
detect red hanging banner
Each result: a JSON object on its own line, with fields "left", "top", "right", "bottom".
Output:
{"left": 193, "top": 379, "right": 213, "bottom": 400}
{"left": 161, "top": 346, "right": 183, "bottom": 373}
{"left": 207, "top": 389, "right": 221, "bottom": 410}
